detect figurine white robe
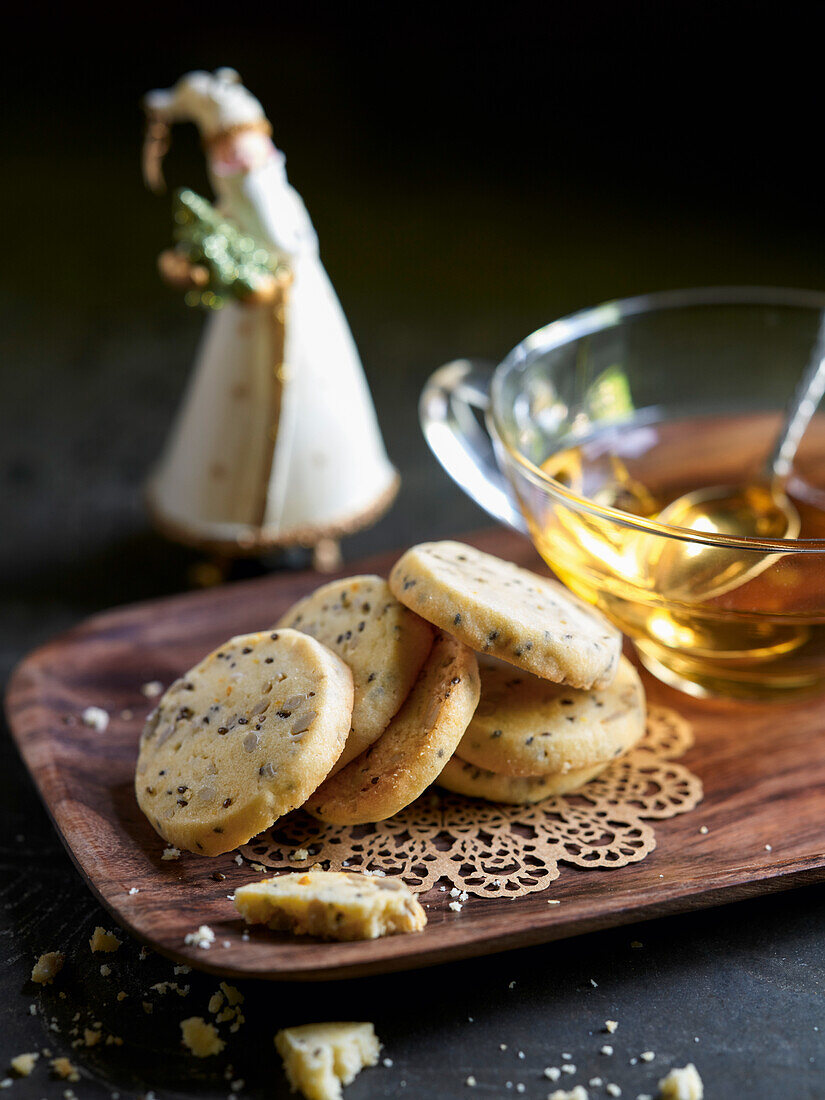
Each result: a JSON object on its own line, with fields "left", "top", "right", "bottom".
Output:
{"left": 148, "top": 149, "right": 398, "bottom": 548}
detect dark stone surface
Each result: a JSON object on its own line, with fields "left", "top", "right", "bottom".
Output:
{"left": 4, "top": 10, "right": 825, "bottom": 1097}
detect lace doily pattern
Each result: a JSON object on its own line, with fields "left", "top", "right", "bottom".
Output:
{"left": 240, "top": 705, "right": 703, "bottom": 898}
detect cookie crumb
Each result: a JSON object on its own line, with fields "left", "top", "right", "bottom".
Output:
{"left": 220, "top": 982, "right": 244, "bottom": 1006}
{"left": 162, "top": 846, "right": 181, "bottom": 861}
{"left": 141, "top": 681, "right": 164, "bottom": 698}
{"left": 89, "top": 927, "right": 121, "bottom": 953}
{"left": 448, "top": 901, "right": 463, "bottom": 913}
{"left": 561, "top": 1063, "right": 576, "bottom": 1074}
{"left": 82, "top": 706, "right": 109, "bottom": 732}
{"left": 640, "top": 1051, "right": 655, "bottom": 1062}
{"left": 99, "top": 965, "right": 111, "bottom": 977}
{"left": 548, "top": 1088, "right": 589, "bottom": 1100}
{"left": 698, "top": 826, "right": 708, "bottom": 835}
{"left": 544, "top": 1067, "right": 561, "bottom": 1081}
{"left": 50, "top": 1057, "right": 80, "bottom": 1082}
{"left": 606, "top": 1086, "right": 622, "bottom": 1098}
{"left": 10, "top": 1053, "right": 39, "bottom": 1077}
{"left": 31, "top": 952, "right": 64, "bottom": 985}
{"left": 465, "top": 1076, "right": 477, "bottom": 1087}
{"left": 180, "top": 1017, "right": 225, "bottom": 1058}
{"left": 184, "top": 925, "right": 215, "bottom": 950}
{"left": 601, "top": 1045, "right": 614, "bottom": 1056}
{"left": 605, "top": 1020, "right": 618, "bottom": 1033}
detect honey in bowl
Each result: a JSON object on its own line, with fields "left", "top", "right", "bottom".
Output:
{"left": 528, "top": 411, "right": 825, "bottom": 701}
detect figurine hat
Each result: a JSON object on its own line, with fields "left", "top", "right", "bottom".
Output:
{"left": 142, "top": 69, "right": 269, "bottom": 192}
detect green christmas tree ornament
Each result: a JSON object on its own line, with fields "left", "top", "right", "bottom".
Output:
{"left": 160, "top": 188, "right": 291, "bottom": 308}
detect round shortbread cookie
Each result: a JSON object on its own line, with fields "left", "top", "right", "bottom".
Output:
{"left": 135, "top": 629, "right": 353, "bottom": 856}
{"left": 456, "top": 655, "right": 645, "bottom": 777}
{"left": 305, "top": 632, "right": 480, "bottom": 825}
{"left": 436, "top": 755, "right": 610, "bottom": 804}
{"left": 276, "top": 575, "right": 435, "bottom": 773}
{"left": 388, "top": 541, "right": 622, "bottom": 690}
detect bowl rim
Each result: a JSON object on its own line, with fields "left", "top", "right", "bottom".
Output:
{"left": 490, "top": 285, "right": 825, "bottom": 553}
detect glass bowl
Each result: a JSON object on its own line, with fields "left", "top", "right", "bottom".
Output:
{"left": 420, "top": 287, "right": 825, "bottom": 701}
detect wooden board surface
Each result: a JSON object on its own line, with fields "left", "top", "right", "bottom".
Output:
{"left": 6, "top": 528, "right": 825, "bottom": 981}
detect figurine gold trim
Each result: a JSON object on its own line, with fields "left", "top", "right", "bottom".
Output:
{"left": 142, "top": 70, "right": 399, "bottom": 569}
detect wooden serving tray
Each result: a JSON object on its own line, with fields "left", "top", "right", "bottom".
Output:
{"left": 7, "top": 529, "right": 825, "bottom": 981}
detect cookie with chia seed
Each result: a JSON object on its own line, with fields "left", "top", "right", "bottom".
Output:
{"left": 456, "top": 654, "right": 645, "bottom": 777}
{"left": 275, "top": 576, "right": 435, "bottom": 773}
{"left": 388, "top": 541, "right": 622, "bottom": 690}
{"left": 135, "top": 629, "right": 353, "bottom": 856}
{"left": 436, "top": 754, "right": 611, "bottom": 803}
{"left": 304, "top": 631, "right": 480, "bottom": 825}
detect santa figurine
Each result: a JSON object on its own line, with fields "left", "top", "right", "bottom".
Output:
{"left": 142, "top": 68, "right": 398, "bottom": 570}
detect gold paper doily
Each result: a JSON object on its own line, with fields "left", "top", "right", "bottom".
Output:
{"left": 239, "top": 705, "right": 703, "bottom": 899}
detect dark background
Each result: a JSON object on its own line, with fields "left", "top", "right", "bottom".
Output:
{"left": 3, "top": 5, "right": 825, "bottom": 1098}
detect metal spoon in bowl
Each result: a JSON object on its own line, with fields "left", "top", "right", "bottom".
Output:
{"left": 644, "top": 315, "right": 825, "bottom": 602}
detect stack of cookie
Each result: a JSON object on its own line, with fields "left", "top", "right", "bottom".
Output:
{"left": 135, "top": 542, "right": 645, "bottom": 858}
{"left": 387, "top": 542, "right": 645, "bottom": 805}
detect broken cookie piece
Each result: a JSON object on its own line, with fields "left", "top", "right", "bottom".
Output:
{"left": 234, "top": 871, "right": 426, "bottom": 941}
{"left": 275, "top": 1022, "right": 380, "bottom": 1100}
{"left": 658, "top": 1063, "right": 704, "bottom": 1100}
{"left": 180, "top": 1016, "right": 225, "bottom": 1058}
